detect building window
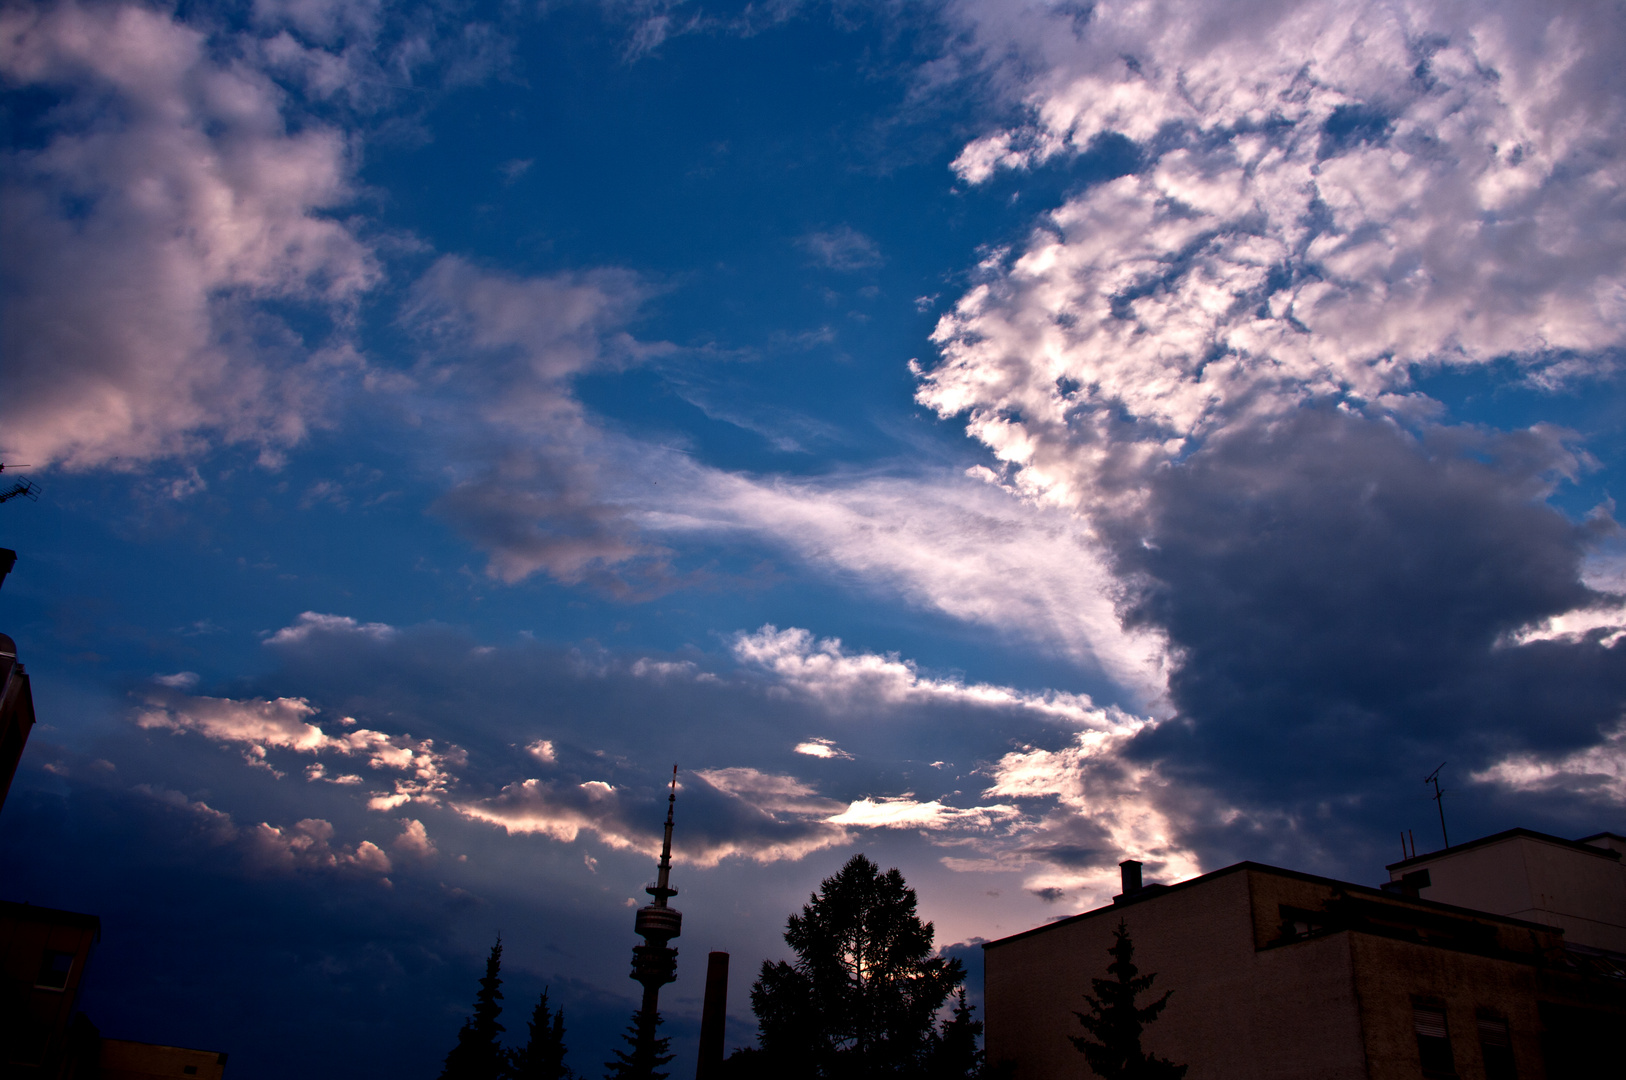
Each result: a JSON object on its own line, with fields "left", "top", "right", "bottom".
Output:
{"left": 1478, "top": 1013, "right": 1516, "bottom": 1080}
{"left": 1413, "top": 1002, "right": 1457, "bottom": 1077}
{"left": 35, "top": 949, "right": 74, "bottom": 990}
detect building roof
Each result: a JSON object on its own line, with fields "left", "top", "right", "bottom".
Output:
{"left": 0, "top": 900, "right": 102, "bottom": 938}
{"left": 981, "top": 858, "right": 1561, "bottom": 950}
{"left": 1385, "top": 826, "right": 1623, "bottom": 873}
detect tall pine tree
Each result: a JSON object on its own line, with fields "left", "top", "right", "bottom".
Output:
{"left": 603, "top": 1008, "right": 674, "bottom": 1080}
{"left": 749, "top": 854, "right": 965, "bottom": 1079}
{"left": 441, "top": 938, "right": 508, "bottom": 1080}
{"left": 1069, "top": 921, "right": 1186, "bottom": 1080}
{"left": 510, "top": 987, "right": 574, "bottom": 1080}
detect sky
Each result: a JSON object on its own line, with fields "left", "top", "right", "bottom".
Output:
{"left": 2, "top": 0, "right": 1625, "bottom": 1074}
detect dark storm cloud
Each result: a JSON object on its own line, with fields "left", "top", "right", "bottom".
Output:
{"left": 1108, "top": 411, "right": 1626, "bottom": 857}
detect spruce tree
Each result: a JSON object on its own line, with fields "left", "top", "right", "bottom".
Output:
{"left": 925, "top": 988, "right": 984, "bottom": 1079}
{"left": 603, "top": 1008, "right": 674, "bottom": 1080}
{"left": 440, "top": 938, "right": 508, "bottom": 1080}
{"left": 510, "top": 987, "right": 574, "bottom": 1080}
{"left": 1069, "top": 921, "right": 1186, "bottom": 1080}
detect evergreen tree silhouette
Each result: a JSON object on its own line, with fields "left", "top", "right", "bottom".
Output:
{"left": 440, "top": 938, "right": 508, "bottom": 1080}
{"left": 510, "top": 987, "right": 574, "bottom": 1080}
{"left": 925, "top": 988, "right": 985, "bottom": 1079}
{"left": 603, "top": 1008, "right": 673, "bottom": 1080}
{"left": 1070, "top": 921, "right": 1186, "bottom": 1080}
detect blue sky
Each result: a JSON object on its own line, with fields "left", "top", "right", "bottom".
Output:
{"left": 4, "top": 0, "right": 1626, "bottom": 1075}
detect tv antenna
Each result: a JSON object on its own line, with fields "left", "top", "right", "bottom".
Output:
{"left": 0, "top": 462, "right": 40, "bottom": 505}
{"left": 1423, "top": 762, "right": 1449, "bottom": 850}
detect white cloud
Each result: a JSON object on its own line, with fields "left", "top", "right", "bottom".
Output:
{"left": 922, "top": 0, "right": 1626, "bottom": 519}
{"left": 1472, "top": 723, "right": 1626, "bottom": 804}
{"left": 732, "top": 624, "right": 1145, "bottom": 727}
{"left": 827, "top": 796, "right": 1019, "bottom": 830}
{"left": 248, "top": 816, "right": 393, "bottom": 877}
{"left": 393, "top": 818, "right": 438, "bottom": 858}
{"left": 973, "top": 726, "right": 1203, "bottom": 907}
{"left": 1505, "top": 601, "right": 1626, "bottom": 649}
{"left": 266, "top": 612, "right": 398, "bottom": 646}
{"left": 454, "top": 767, "right": 852, "bottom": 866}
{"left": 134, "top": 688, "right": 463, "bottom": 808}
{"left": 0, "top": 0, "right": 378, "bottom": 470}
{"left": 793, "top": 738, "right": 853, "bottom": 760}
{"left": 526, "top": 739, "right": 558, "bottom": 764}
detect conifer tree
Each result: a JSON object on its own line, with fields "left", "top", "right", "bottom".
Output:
{"left": 925, "top": 988, "right": 985, "bottom": 1079}
{"left": 1069, "top": 921, "right": 1186, "bottom": 1080}
{"left": 603, "top": 1009, "right": 674, "bottom": 1080}
{"left": 510, "top": 987, "right": 574, "bottom": 1080}
{"left": 441, "top": 938, "right": 508, "bottom": 1080}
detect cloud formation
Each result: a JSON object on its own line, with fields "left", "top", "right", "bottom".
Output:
{"left": 658, "top": 469, "right": 1171, "bottom": 701}
{"left": 979, "top": 727, "right": 1203, "bottom": 906}
{"left": 797, "top": 226, "right": 883, "bottom": 271}
{"left": 926, "top": 0, "right": 1626, "bottom": 514}
{"left": 404, "top": 256, "right": 671, "bottom": 586}
{"left": 892, "top": 0, "right": 1626, "bottom": 863}
{"left": 453, "top": 767, "right": 854, "bottom": 867}
{"left": 1474, "top": 722, "right": 1626, "bottom": 805}
{"left": 134, "top": 685, "right": 463, "bottom": 809}
{"left": 0, "top": 0, "right": 377, "bottom": 469}
{"left": 732, "top": 624, "right": 1136, "bottom": 726}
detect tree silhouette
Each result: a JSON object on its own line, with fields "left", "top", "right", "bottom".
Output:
{"left": 749, "top": 853, "right": 966, "bottom": 1079}
{"left": 510, "top": 986, "right": 574, "bottom": 1080}
{"left": 924, "top": 988, "right": 985, "bottom": 1079}
{"left": 1070, "top": 921, "right": 1186, "bottom": 1080}
{"left": 603, "top": 1008, "right": 673, "bottom": 1080}
{"left": 441, "top": 938, "right": 508, "bottom": 1080}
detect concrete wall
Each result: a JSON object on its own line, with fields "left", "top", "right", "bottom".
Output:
{"left": 1397, "top": 834, "right": 1626, "bottom": 952}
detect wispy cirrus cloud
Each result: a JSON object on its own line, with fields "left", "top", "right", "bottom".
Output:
{"left": 797, "top": 225, "right": 883, "bottom": 271}
{"left": 654, "top": 469, "right": 1171, "bottom": 703}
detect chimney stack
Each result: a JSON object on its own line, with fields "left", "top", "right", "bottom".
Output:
{"left": 1120, "top": 860, "right": 1143, "bottom": 895}
{"left": 695, "top": 951, "right": 729, "bottom": 1079}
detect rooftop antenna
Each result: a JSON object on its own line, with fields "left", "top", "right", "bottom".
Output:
{"left": 0, "top": 463, "right": 39, "bottom": 505}
{"left": 1423, "top": 762, "right": 1449, "bottom": 850}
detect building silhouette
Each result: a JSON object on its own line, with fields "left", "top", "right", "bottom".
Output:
{"left": 983, "top": 830, "right": 1625, "bottom": 1079}
{"left": 2, "top": 566, "right": 230, "bottom": 1078}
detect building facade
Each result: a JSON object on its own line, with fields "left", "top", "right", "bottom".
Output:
{"left": 983, "top": 835, "right": 1625, "bottom": 1079}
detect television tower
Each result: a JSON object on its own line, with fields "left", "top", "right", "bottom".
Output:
{"left": 630, "top": 766, "right": 682, "bottom": 1021}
